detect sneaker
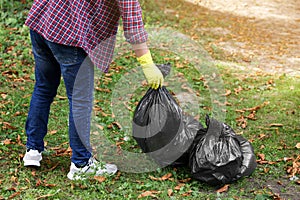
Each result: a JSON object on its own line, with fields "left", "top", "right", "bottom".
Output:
{"left": 23, "top": 149, "right": 42, "bottom": 167}
{"left": 67, "top": 157, "right": 118, "bottom": 180}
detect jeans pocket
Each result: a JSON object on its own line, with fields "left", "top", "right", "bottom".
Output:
{"left": 47, "top": 41, "right": 86, "bottom": 65}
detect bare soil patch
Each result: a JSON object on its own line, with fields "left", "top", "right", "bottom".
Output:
{"left": 186, "top": 0, "right": 300, "bottom": 76}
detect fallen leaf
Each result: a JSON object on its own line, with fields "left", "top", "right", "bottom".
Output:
{"left": 2, "top": 122, "right": 17, "bottom": 130}
{"left": 8, "top": 192, "right": 20, "bottom": 200}
{"left": 161, "top": 173, "right": 172, "bottom": 180}
{"left": 213, "top": 100, "right": 232, "bottom": 106}
{"left": 283, "top": 157, "right": 293, "bottom": 162}
{"left": 167, "top": 189, "right": 173, "bottom": 197}
{"left": 94, "top": 176, "right": 106, "bottom": 183}
{"left": 181, "top": 190, "right": 192, "bottom": 197}
{"left": 272, "top": 193, "right": 281, "bottom": 200}
{"left": 266, "top": 79, "right": 274, "bottom": 85}
{"left": 138, "top": 190, "right": 158, "bottom": 198}
{"left": 234, "top": 86, "right": 243, "bottom": 95}
{"left": 288, "top": 155, "right": 300, "bottom": 177}
{"left": 258, "top": 133, "right": 267, "bottom": 139}
{"left": 16, "top": 134, "right": 24, "bottom": 146}
{"left": 31, "top": 170, "right": 36, "bottom": 176}
{"left": 56, "top": 95, "right": 67, "bottom": 100}
{"left": 264, "top": 168, "right": 270, "bottom": 173}
{"left": 1, "top": 93, "right": 7, "bottom": 99}
{"left": 112, "top": 121, "right": 122, "bottom": 129}
{"left": 113, "top": 171, "right": 121, "bottom": 181}
{"left": 246, "top": 111, "right": 257, "bottom": 120}
{"left": 174, "top": 183, "right": 185, "bottom": 190}
{"left": 43, "top": 162, "right": 59, "bottom": 172}
{"left": 179, "top": 178, "right": 191, "bottom": 183}
{"left": 245, "top": 101, "right": 269, "bottom": 112}
{"left": 258, "top": 153, "right": 265, "bottom": 161}
{"left": 236, "top": 115, "right": 247, "bottom": 129}
{"left": 105, "top": 73, "right": 113, "bottom": 77}
{"left": 100, "top": 111, "right": 110, "bottom": 117}
{"left": 181, "top": 84, "right": 194, "bottom": 94}
{"left": 116, "top": 141, "right": 124, "bottom": 146}
{"left": 149, "top": 175, "right": 160, "bottom": 181}
{"left": 95, "top": 87, "right": 111, "bottom": 93}
{"left": 3, "top": 139, "right": 12, "bottom": 145}
{"left": 95, "top": 124, "right": 104, "bottom": 130}
{"left": 71, "top": 183, "right": 75, "bottom": 190}
{"left": 141, "top": 80, "right": 148, "bottom": 86}
{"left": 10, "top": 176, "right": 18, "bottom": 184}
{"left": 36, "top": 179, "right": 42, "bottom": 187}
{"left": 216, "top": 184, "right": 230, "bottom": 193}
{"left": 14, "top": 111, "right": 21, "bottom": 116}
{"left": 149, "top": 173, "right": 172, "bottom": 181}
{"left": 175, "top": 63, "right": 185, "bottom": 68}
{"left": 43, "top": 183, "right": 56, "bottom": 187}
{"left": 2, "top": 70, "right": 18, "bottom": 76}
{"left": 222, "top": 89, "right": 232, "bottom": 96}
{"left": 36, "top": 194, "right": 55, "bottom": 200}
{"left": 269, "top": 123, "right": 283, "bottom": 127}
{"left": 6, "top": 187, "right": 17, "bottom": 191}
{"left": 260, "top": 145, "right": 265, "bottom": 149}
{"left": 49, "top": 130, "right": 58, "bottom": 135}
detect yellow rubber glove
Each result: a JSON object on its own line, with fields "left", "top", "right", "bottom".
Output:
{"left": 137, "top": 51, "right": 164, "bottom": 89}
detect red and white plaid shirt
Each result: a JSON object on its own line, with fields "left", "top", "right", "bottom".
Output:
{"left": 25, "top": 0, "right": 148, "bottom": 72}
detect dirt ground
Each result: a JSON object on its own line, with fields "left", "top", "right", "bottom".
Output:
{"left": 186, "top": 0, "right": 300, "bottom": 76}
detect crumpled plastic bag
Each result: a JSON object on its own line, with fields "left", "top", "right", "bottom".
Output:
{"left": 189, "top": 116, "right": 257, "bottom": 185}
{"left": 132, "top": 86, "right": 202, "bottom": 167}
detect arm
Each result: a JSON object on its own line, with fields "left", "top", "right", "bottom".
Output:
{"left": 117, "top": 0, "right": 148, "bottom": 45}
{"left": 132, "top": 42, "right": 149, "bottom": 57}
{"left": 117, "top": 1, "right": 163, "bottom": 89}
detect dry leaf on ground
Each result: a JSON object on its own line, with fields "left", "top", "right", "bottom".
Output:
{"left": 167, "top": 189, "right": 173, "bottom": 197}
{"left": 138, "top": 190, "right": 159, "bottom": 198}
{"left": 149, "top": 173, "right": 172, "bottom": 181}
{"left": 94, "top": 176, "right": 106, "bottom": 183}
{"left": 174, "top": 183, "right": 185, "bottom": 190}
{"left": 216, "top": 184, "right": 230, "bottom": 193}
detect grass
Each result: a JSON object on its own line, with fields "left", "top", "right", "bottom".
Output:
{"left": 0, "top": 0, "right": 299, "bottom": 199}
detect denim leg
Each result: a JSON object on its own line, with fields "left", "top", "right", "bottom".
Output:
{"left": 25, "top": 30, "right": 61, "bottom": 152}
{"left": 46, "top": 41, "right": 94, "bottom": 166}
{"left": 71, "top": 58, "right": 94, "bottom": 165}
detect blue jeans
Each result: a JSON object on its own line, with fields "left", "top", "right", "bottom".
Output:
{"left": 26, "top": 30, "right": 94, "bottom": 166}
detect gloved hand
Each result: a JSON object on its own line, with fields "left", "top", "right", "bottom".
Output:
{"left": 137, "top": 51, "right": 164, "bottom": 89}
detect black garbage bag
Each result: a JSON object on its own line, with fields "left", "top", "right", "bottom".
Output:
{"left": 167, "top": 114, "right": 203, "bottom": 166}
{"left": 189, "top": 116, "right": 257, "bottom": 185}
{"left": 235, "top": 134, "right": 257, "bottom": 179}
{"left": 132, "top": 86, "right": 202, "bottom": 167}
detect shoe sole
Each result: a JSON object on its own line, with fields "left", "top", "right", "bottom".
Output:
{"left": 24, "top": 160, "right": 41, "bottom": 167}
{"left": 67, "top": 164, "right": 118, "bottom": 181}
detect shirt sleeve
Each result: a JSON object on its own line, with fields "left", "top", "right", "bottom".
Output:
{"left": 117, "top": 0, "right": 148, "bottom": 44}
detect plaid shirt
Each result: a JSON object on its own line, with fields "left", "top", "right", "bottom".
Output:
{"left": 25, "top": 0, "right": 148, "bottom": 72}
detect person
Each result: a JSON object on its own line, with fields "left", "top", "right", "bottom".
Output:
{"left": 22, "top": 0, "right": 164, "bottom": 180}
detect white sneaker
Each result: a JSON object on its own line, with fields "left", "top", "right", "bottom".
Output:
{"left": 23, "top": 149, "right": 42, "bottom": 167}
{"left": 67, "top": 157, "right": 118, "bottom": 180}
